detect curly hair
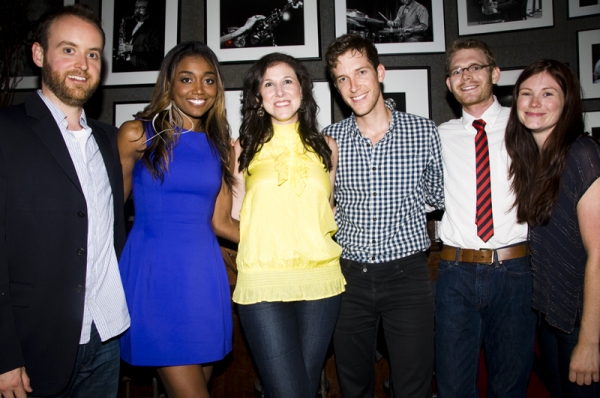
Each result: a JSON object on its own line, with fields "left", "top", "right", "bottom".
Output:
{"left": 136, "top": 41, "right": 233, "bottom": 187}
{"left": 505, "top": 59, "right": 585, "bottom": 225}
{"left": 237, "top": 52, "right": 332, "bottom": 172}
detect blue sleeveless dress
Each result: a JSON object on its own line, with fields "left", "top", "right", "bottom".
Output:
{"left": 119, "top": 125, "right": 233, "bottom": 366}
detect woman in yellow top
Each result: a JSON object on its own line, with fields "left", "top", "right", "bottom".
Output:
{"left": 232, "top": 52, "right": 345, "bottom": 398}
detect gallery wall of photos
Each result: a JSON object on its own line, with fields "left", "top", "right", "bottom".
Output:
{"left": 11, "top": 0, "right": 600, "bottom": 133}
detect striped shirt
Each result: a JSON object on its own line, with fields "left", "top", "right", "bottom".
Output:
{"left": 38, "top": 91, "right": 129, "bottom": 344}
{"left": 324, "top": 108, "right": 444, "bottom": 263}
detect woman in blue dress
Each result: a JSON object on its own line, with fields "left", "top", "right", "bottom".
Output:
{"left": 117, "top": 41, "right": 239, "bottom": 397}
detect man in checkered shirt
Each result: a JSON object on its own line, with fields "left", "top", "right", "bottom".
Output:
{"left": 323, "top": 33, "right": 444, "bottom": 397}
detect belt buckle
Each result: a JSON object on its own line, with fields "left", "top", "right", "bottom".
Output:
{"left": 478, "top": 248, "right": 494, "bottom": 265}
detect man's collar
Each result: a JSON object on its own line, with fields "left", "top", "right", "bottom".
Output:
{"left": 461, "top": 96, "right": 501, "bottom": 130}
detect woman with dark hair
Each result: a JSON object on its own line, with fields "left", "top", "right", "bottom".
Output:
{"left": 231, "top": 52, "right": 345, "bottom": 398}
{"left": 117, "top": 41, "right": 238, "bottom": 397}
{"left": 506, "top": 59, "right": 600, "bottom": 396}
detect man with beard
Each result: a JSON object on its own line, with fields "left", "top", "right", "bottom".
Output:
{"left": 0, "top": 5, "right": 129, "bottom": 398}
{"left": 115, "top": 0, "right": 164, "bottom": 71}
{"left": 435, "top": 39, "right": 535, "bottom": 397}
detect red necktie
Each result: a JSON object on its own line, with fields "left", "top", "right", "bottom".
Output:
{"left": 473, "top": 119, "right": 494, "bottom": 243}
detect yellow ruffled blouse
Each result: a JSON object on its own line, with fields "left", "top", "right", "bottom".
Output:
{"left": 233, "top": 122, "right": 345, "bottom": 304}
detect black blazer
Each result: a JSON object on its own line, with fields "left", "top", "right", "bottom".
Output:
{"left": 0, "top": 93, "right": 126, "bottom": 396}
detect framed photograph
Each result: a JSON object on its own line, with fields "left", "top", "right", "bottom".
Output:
{"left": 457, "top": 0, "right": 553, "bottom": 36}
{"left": 101, "top": 0, "right": 179, "bottom": 85}
{"left": 206, "top": 0, "right": 320, "bottom": 63}
{"left": 334, "top": 0, "right": 445, "bottom": 55}
{"left": 12, "top": 0, "right": 75, "bottom": 90}
{"left": 224, "top": 89, "right": 243, "bottom": 140}
{"left": 114, "top": 102, "right": 148, "bottom": 127}
{"left": 578, "top": 29, "right": 600, "bottom": 99}
{"left": 569, "top": 0, "right": 600, "bottom": 18}
{"left": 584, "top": 111, "right": 600, "bottom": 138}
{"left": 494, "top": 67, "right": 523, "bottom": 107}
{"left": 382, "top": 68, "right": 430, "bottom": 119}
{"left": 313, "top": 81, "right": 333, "bottom": 130}
{"left": 225, "top": 81, "right": 334, "bottom": 139}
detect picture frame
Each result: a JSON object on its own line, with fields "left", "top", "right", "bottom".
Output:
{"left": 578, "top": 28, "right": 600, "bottom": 99}
{"left": 225, "top": 81, "right": 334, "bottom": 139}
{"left": 334, "top": 0, "right": 445, "bottom": 55}
{"left": 206, "top": 0, "right": 320, "bottom": 63}
{"left": 568, "top": 0, "right": 600, "bottom": 18}
{"left": 381, "top": 68, "right": 431, "bottom": 119}
{"left": 12, "top": 0, "right": 75, "bottom": 90}
{"left": 101, "top": 0, "right": 179, "bottom": 86}
{"left": 457, "top": 0, "right": 553, "bottom": 36}
{"left": 113, "top": 102, "right": 148, "bottom": 127}
{"left": 584, "top": 111, "right": 600, "bottom": 139}
{"left": 494, "top": 67, "right": 524, "bottom": 107}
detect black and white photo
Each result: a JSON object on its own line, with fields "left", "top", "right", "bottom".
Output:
{"left": 494, "top": 67, "right": 524, "bottom": 107}
{"left": 457, "top": 0, "right": 553, "bottom": 35}
{"left": 568, "top": 0, "right": 600, "bottom": 18}
{"left": 206, "top": 0, "right": 320, "bottom": 63}
{"left": 382, "top": 68, "right": 430, "bottom": 118}
{"left": 101, "top": 0, "right": 178, "bottom": 85}
{"left": 11, "top": 0, "right": 74, "bottom": 89}
{"left": 584, "top": 111, "right": 600, "bottom": 139}
{"left": 578, "top": 28, "right": 600, "bottom": 99}
{"left": 334, "top": 0, "right": 445, "bottom": 54}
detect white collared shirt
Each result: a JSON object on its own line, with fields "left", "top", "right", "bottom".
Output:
{"left": 438, "top": 97, "right": 527, "bottom": 250}
{"left": 38, "top": 91, "right": 130, "bottom": 344}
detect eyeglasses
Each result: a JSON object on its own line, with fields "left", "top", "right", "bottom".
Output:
{"left": 448, "top": 64, "right": 493, "bottom": 77}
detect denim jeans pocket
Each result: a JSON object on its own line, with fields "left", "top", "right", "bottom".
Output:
{"left": 498, "top": 256, "right": 531, "bottom": 277}
{"left": 437, "top": 259, "right": 455, "bottom": 275}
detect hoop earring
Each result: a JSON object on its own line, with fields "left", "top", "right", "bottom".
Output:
{"left": 257, "top": 106, "right": 265, "bottom": 117}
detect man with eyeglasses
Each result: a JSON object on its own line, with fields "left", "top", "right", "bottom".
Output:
{"left": 435, "top": 38, "right": 536, "bottom": 397}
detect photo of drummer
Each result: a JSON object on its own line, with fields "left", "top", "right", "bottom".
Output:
{"left": 345, "top": 0, "right": 433, "bottom": 44}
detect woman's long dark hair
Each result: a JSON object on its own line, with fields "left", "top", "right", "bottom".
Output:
{"left": 136, "top": 41, "right": 233, "bottom": 187}
{"left": 505, "top": 59, "right": 585, "bottom": 226}
{"left": 238, "top": 52, "right": 332, "bottom": 172}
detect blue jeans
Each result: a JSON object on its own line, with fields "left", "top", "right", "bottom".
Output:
{"left": 237, "top": 295, "right": 342, "bottom": 398}
{"left": 334, "top": 253, "right": 434, "bottom": 398}
{"left": 538, "top": 318, "right": 600, "bottom": 397}
{"left": 435, "top": 255, "right": 536, "bottom": 398}
{"left": 30, "top": 323, "right": 121, "bottom": 398}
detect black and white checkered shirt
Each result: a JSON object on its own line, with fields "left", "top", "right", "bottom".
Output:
{"left": 324, "top": 109, "right": 444, "bottom": 263}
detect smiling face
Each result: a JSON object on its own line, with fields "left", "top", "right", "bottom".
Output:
{"left": 517, "top": 71, "right": 565, "bottom": 149}
{"left": 446, "top": 48, "right": 500, "bottom": 116}
{"left": 33, "top": 15, "right": 103, "bottom": 109}
{"left": 171, "top": 55, "right": 218, "bottom": 131}
{"left": 259, "top": 62, "right": 302, "bottom": 125}
{"left": 332, "top": 50, "right": 385, "bottom": 118}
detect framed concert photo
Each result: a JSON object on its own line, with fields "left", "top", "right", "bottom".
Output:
{"left": 113, "top": 102, "right": 149, "bottom": 128}
{"left": 334, "top": 0, "right": 445, "bottom": 55}
{"left": 457, "top": 0, "right": 553, "bottom": 36}
{"left": 568, "top": 0, "right": 600, "bottom": 18}
{"left": 584, "top": 111, "right": 600, "bottom": 139}
{"left": 494, "top": 67, "right": 524, "bottom": 107}
{"left": 101, "top": 0, "right": 179, "bottom": 86}
{"left": 206, "top": 0, "right": 320, "bottom": 63}
{"left": 11, "top": 0, "right": 75, "bottom": 90}
{"left": 578, "top": 29, "right": 600, "bottom": 99}
{"left": 381, "top": 68, "right": 431, "bottom": 119}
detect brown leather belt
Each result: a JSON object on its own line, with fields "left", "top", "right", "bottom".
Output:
{"left": 440, "top": 243, "right": 529, "bottom": 265}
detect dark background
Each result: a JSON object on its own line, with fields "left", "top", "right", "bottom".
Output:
{"left": 9, "top": 0, "right": 600, "bottom": 130}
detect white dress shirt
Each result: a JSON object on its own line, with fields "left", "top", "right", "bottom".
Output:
{"left": 438, "top": 97, "right": 527, "bottom": 250}
{"left": 38, "top": 91, "right": 130, "bottom": 343}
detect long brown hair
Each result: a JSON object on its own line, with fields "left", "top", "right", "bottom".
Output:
{"left": 505, "top": 59, "right": 585, "bottom": 225}
{"left": 238, "top": 52, "right": 331, "bottom": 172}
{"left": 136, "top": 41, "right": 233, "bottom": 187}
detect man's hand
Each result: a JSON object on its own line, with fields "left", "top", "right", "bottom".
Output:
{"left": 0, "top": 367, "right": 32, "bottom": 398}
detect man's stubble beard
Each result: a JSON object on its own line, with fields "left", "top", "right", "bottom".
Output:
{"left": 42, "top": 61, "right": 99, "bottom": 108}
